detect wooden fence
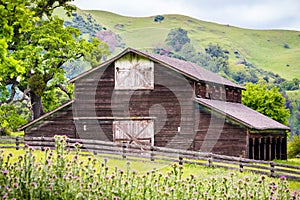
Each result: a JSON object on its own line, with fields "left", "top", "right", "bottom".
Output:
{"left": 1, "top": 136, "right": 300, "bottom": 181}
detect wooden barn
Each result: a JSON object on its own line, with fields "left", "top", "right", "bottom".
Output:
{"left": 19, "top": 48, "right": 290, "bottom": 160}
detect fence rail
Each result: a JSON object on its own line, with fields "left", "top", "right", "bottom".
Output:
{"left": 1, "top": 136, "right": 300, "bottom": 181}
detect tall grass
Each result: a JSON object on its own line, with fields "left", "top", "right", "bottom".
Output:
{"left": 0, "top": 136, "right": 299, "bottom": 199}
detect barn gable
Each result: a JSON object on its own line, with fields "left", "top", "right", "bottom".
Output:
{"left": 20, "top": 47, "right": 289, "bottom": 160}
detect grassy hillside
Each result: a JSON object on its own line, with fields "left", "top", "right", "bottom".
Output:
{"left": 85, "top": 10, "right": 300, "bottom": 80}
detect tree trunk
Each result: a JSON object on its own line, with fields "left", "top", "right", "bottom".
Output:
{"left": 30, "top": 92, "right": 44, "bottom": 120}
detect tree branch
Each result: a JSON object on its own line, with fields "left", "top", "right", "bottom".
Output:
{"left": 55, "top": 83, "right": 72, "bottom": 99}
{"left": 7, "top": 83, "right": 17, "bottom": 104}
{"left": 8, "top": 88, "right": 31, "bottom": 105}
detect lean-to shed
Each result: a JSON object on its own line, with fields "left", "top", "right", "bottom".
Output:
{"left": 19, "top": 48, "right": 289, "bottom": 160}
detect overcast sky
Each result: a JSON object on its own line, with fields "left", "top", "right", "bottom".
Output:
{"left": 72, "top": 0, "right": 300, "bottom": 31}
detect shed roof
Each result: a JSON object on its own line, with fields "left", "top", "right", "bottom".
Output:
{"left": 18, "top": 100, "right": 74, "bottom": 131}
{"left": 70, "top": 48, "right": 244, "bottom": 89}
{"left": 194, "top": 97, "right": 290, "bottom": 130}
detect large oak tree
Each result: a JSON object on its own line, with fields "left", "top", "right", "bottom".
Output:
{"left": 0, "top": 0, "right": 109, "bottom": 133}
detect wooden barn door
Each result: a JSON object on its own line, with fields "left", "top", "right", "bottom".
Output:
{"left": 115, "top": 53, "right": 154, "bottom": 90}
{"left": 113, "top": 120, "right": 154, "bottom": 146}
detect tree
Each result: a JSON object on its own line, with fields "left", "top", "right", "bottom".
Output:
{"left": 0, "top": 0, "right": 109, "bottom": 124}
{"left": 165, "top": 28, "right": 190, "bottom": 51}
{"left": 154, "top": 15, "right": 165, "bottom": 23}
{"left": 205, "top": 44, "right": 229, "bottom": 75}
{"left": 242, "top": 82, "right": 290, "bottom": 125}
{"left": 288, "top": 134, "right": 300, "bottom": 158}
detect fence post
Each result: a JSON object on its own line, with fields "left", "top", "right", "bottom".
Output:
{"left": 150, "top": 146, "right": 154, "bottom": 161}
{"left": 208, "top": 154, "right": 213, "bottom": 167}
{"left": 15, "top": 137, "right": 19, "bottom": 150}
{"left": 179, "top": 156, "right": 183, "bottom": 165}
{"left": 239, "top": 161, "right": 244, "bottom": 173}
{"left": 270, "top": 162, "right": 275, "bottom": 177}
{"left": 41, "top": 136, "right": 45, "bottom": 151}
{"left": 122, "top": 144, "right": 126, "bottom": 159}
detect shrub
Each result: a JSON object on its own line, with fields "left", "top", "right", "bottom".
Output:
{"left": 154, "top": 15, "right": 165, "bottom": 22}
{"left": 284, "top": 43, "right": 290, "bottom": 49}
{"left": 288, "top": 134, "right": 300, "bottom": 158}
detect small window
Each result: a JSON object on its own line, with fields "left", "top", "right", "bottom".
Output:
{"left": 113, "top": 120, "right": 154, "bottom": 146}
{"left": 115, "top": 53, "right": 154, "bottom": 90}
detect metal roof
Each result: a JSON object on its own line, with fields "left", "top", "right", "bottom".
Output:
{"left": 194, "top": 97, "right": 290, "bottom": 130}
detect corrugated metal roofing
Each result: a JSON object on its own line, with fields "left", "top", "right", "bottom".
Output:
{"left": 194, "top": 97, "right": 290, "bottom": 130}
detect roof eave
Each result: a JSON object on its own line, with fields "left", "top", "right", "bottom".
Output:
{"left": 18, "top": 100, "right": 74, "bottom": 131}
{"left": 193, "top": 98, "right": 290, "bottom": 131}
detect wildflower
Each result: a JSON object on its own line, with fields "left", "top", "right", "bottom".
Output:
{"left": 2, "top": 169, "right": 8, "bottom": 175}
{"left": 2, "top": 193, "right": 8, "bottom": 199}
{"left": 74, "top": 142, "right": 81, "bottom": 147}
{"left": 280, "top": 175, "right": 286, "bottom": 180}
{"left": 30, "top": 182, "right": 37, "bottom": 189}
{"left": 12, "top": 183, "right": 18, "bottom": 188}
{"left": 190, "top": 174, "right": 195, "bottom": 180}
{"left": 238, "top": 179, "right": 243, "bottom": 184}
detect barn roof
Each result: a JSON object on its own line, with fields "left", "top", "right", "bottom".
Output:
{"left": 18, "top": 100, "right": 74, "bottom": 131}
{"left": 69, "top": 48, "right": 244, "bottom": 89}
{"left": 194, "top": 97, "right": 290, "bottom": 130}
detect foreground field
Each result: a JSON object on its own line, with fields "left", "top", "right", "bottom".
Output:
{"left": 1, "top": 137, "right": 299, "bottom": 199}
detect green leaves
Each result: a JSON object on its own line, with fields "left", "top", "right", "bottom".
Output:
{"left": 0, "top": 103, "right": 27, "bottom": 134}
{"left": 242, "top": 82, "right": 290, "bottom": 125}
{"left": 0, "top": 0, "right": 109, "bottom": 120}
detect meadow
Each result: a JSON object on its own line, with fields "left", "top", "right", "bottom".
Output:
{"left": 84, "top": 10, "right": 300, "bottom": 81}
{"left": 1, "top": 136, "right": 299, "bottom": 199}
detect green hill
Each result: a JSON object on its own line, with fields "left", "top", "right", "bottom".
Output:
{"left": 85, "top": 10, "right": 300, "bottom": 81}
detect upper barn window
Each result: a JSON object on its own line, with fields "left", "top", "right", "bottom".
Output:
{"left": 115, "top": 53, "right": 154, "bottom": 90}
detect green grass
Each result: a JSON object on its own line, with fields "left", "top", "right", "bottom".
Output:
{"left": 81, "top": 10, "right": 300, "bottom": 80}
{"left": 2, "top": 147, "right": 300, "bottom": 192}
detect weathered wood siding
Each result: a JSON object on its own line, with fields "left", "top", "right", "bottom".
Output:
{"left": 73, "top": 56, "right": 195, "bottom": 148}
{"left": 195, "top": 82, "right": 242, "bottom": 103}
{"left": 193, "top": 104, "right": 247, "bottom": 157}
{"left": 25, "top": 105, "right": 76, "bottom": 138}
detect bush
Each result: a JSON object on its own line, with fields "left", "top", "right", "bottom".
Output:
{"left": 154, "top": 15, "right": 164, "bottom": 22}
{"left": 288, "top": 134, "right": 300, "bottom": 158}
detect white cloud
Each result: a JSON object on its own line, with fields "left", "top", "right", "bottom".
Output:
{"left": 72, "top": 0, "right": 300, "bottom": 30}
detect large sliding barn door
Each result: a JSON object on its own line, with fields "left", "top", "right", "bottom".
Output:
{"left": 113, "top": 120, "right": 154, "bottom": 146}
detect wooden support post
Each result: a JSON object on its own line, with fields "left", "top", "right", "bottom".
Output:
{"left": 274, "top": 137, "right": 277, "bottom": 159}
{"left": 258, "top": 138, "right": 261, "bottom": 160}
{"left": 263, "top": 137, "right": 267, "bottom": 161}
{"left": 252, "top": 137, "right": 255, "bottom": 160}
{"left": 246, "top": 129, "right": 249, "bottom": 158}
{"left": 278, "top": 137, "right": 282, "bottom": 160}
{"left": 281, "top": 136, "right": 287, "bottom": 160}
{"left": 269, "top": 137, "right": 272, "bottom": 160}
